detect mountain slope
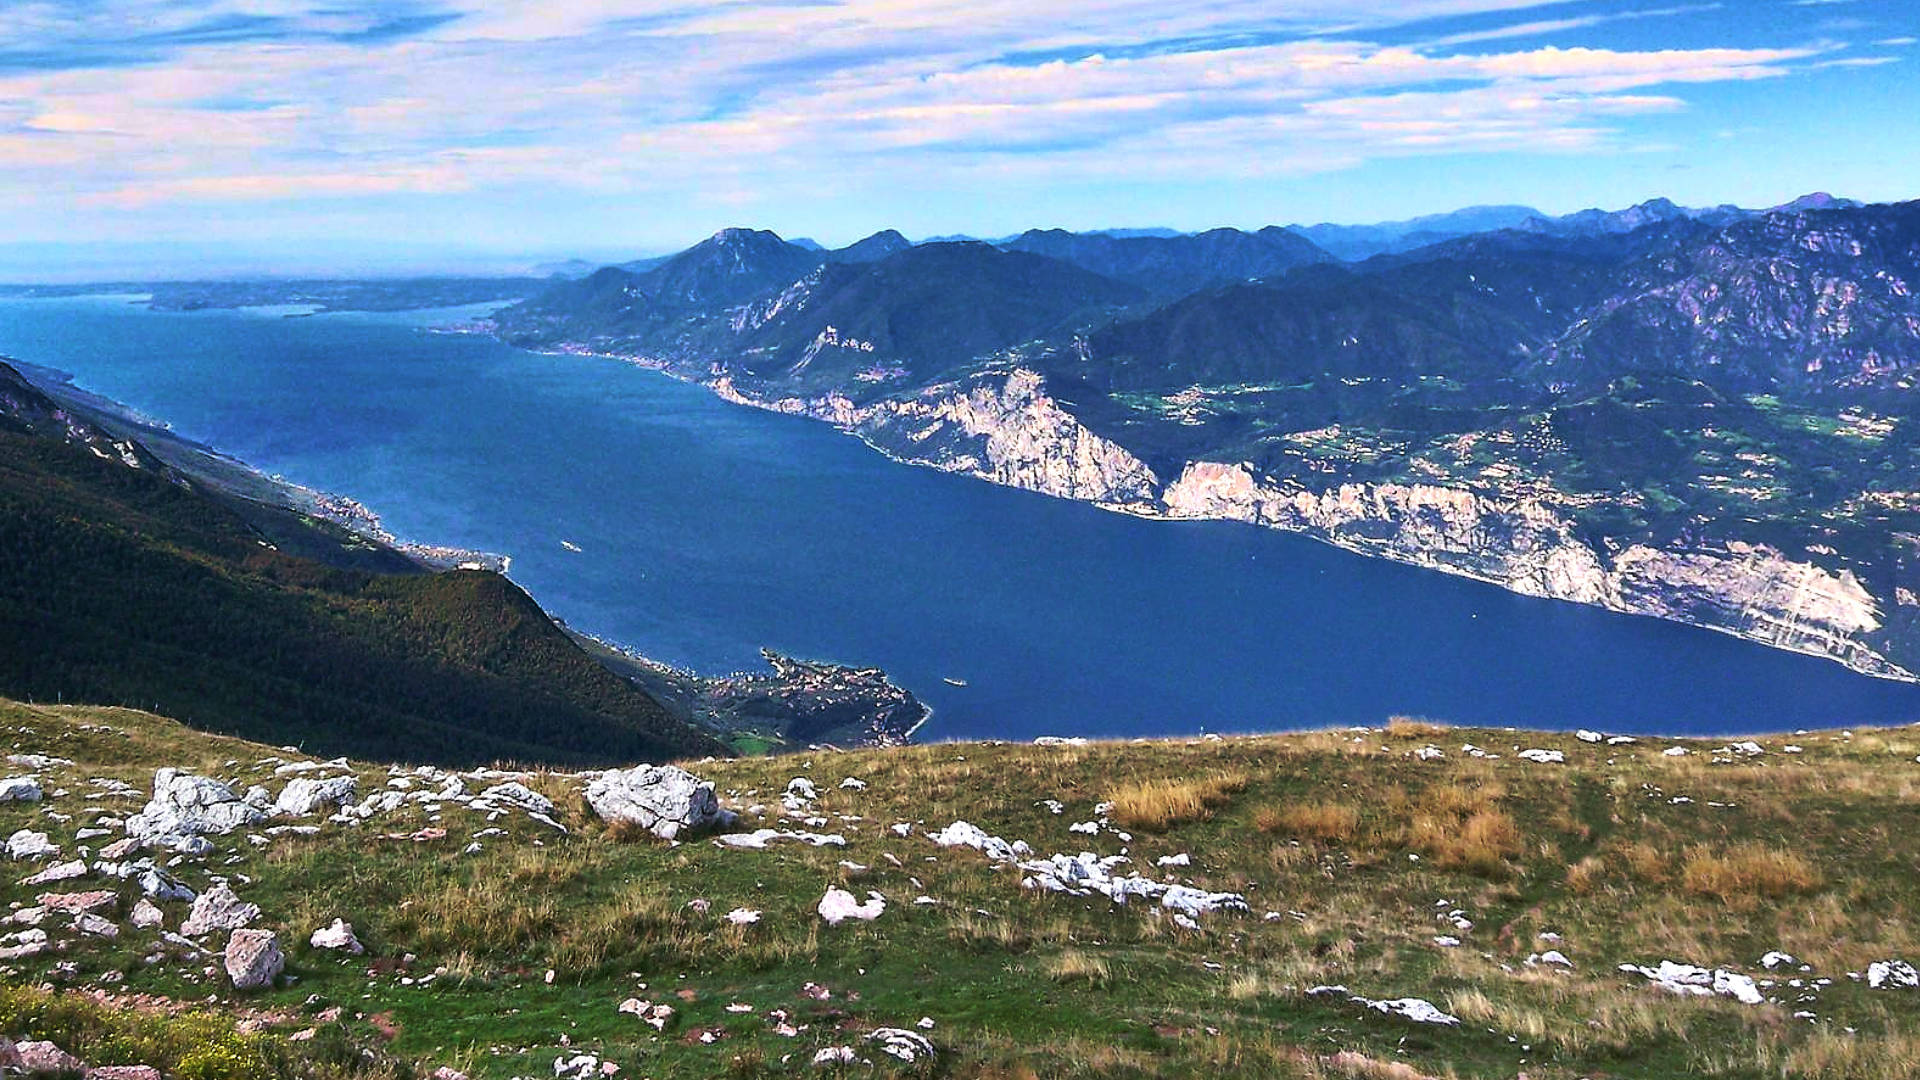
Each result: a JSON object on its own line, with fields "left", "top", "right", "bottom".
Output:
{"left": 0, "top": 362, "right": 726, "bottom": 766}
{"left": 1000, "top": 226, "right": 1332, "bottom": 298}
{"left": 734, "top": 242, "right": 1147, "bottom": 381}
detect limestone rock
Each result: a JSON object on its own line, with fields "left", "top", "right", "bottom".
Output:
{"left": 6, "top": 829, "right": 58, "bottom": 860}
{"left": 91, "top": 1067, "right": 164, "bottom": 1080}
{"left": 124, "top": 769, "right": 268, "bottom": 850}
{"left": 478, "top": 782, "right": 554, "bottom": 816}
{"left": 585, "top": 765, "right": 732, "bottom": 840}
{"left": 16, "top": 1040, "right": 83, "bottom": 1074}
{"left": 181, "top": 882, "right": 260, "bottom": 937}
{"left": 274, "top": 776, "right": 358, "bottom": 817}
{"left": 310, "top": 919, "right": 364, "bottom": 954}
{"left": 0, "top": 776, "right": 42, "bottom": 803}
{"left": 130, "top": 898, "right": 166, "bottom": 930}
{"left": 224, "top": 928, "right": 284, "bottom": 990}
{"left": 817, "top": 887, "right": 886, "bottom": 925}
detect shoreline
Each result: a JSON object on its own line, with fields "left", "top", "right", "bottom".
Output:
{"left": 10, "top": 351, "right": 933, "bottom": 750}
{"left": 521, "top": 339, "right": 1920, "bottom": 690}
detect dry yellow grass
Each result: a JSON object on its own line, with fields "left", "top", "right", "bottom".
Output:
{"left": 1045, "top": 949, "right": 1112, "bottom": 984}
{"left": 1257, "top": 801, "right": 1363, "bottom": 843}
{"left": 1681, "top": 843, "right": 1820, "bottom": 904}
{"left": 1385, "top": 716, "right": 1450, "bottom": 739}
{"left": 1107, "top": 770, "right": 1247, "bottom": 830}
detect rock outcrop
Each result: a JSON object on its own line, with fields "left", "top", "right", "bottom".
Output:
{"left": 585, "top": 765, "right": 733, "bottom": 840}
{"left": 1161, "top": 462, "right": 1908, "bottom": 680}
{"left": 125, "top": 769, "right": 269, "bottom": 851}
{"left": 274, "top": 775, "right": 358, "bottom": 817}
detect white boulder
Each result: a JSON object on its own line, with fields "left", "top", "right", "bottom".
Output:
{"left": 309, "top": 918, "right": 365, "bottom": 954}
{"left": 274, "top": 776, "right": 358, "bottom": 817}
{"left": 180, "top": 882, "right": 260, "bottom": 937}
{"left": 585, "top": 765, "right": 732, "bottom": 840}
{"left": 224, "top": 928, "right": 284, "bottom": 990}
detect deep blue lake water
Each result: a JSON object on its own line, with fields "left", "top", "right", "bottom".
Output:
{"left": 4, "top": 295, "right": 1919, "bottom": 739}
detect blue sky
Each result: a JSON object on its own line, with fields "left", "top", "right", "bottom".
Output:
{"left": 0, "top": 0, "right": 1914, "bottom": 278}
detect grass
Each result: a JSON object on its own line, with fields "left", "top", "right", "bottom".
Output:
{"left": 1681, "top": 843, "right": 1821, "bottom": 905}
{"left": 1107, "top": 770, "right": 1247, "bottom": 831}
{"left": 6, "top": 699, "right": 1920, "bottom": 1079}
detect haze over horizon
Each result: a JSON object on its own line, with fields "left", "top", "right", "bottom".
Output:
{"left": 1, "top": 0, "right": 1915, "bottom": 279}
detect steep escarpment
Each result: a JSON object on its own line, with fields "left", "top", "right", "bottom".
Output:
{"left": 1162, "top": 461, "right": 1906, "bottom": 679}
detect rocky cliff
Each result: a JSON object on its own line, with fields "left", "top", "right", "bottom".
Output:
{"left": 1161, "top": 461, "right": 1905, "bottom": 679}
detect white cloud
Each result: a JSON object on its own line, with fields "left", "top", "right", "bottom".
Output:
{"left": 0, "top": 0, "right": 1855, "bottom": 214}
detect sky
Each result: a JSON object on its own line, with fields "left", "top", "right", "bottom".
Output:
{"left": 0, "top": 0, "right": 1915, "bottom": 278}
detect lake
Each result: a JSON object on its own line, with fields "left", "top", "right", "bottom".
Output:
{"left": 4, "top": 295, "right": 1918, "bottom": 739}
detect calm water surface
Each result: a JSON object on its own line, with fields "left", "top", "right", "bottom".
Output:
{"left": 4, "top": 295, "right": 1918, "bottom": 739}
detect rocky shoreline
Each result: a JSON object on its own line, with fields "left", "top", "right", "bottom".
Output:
{"left": 551, "top": 345, "right": 1915, "bottom": 685}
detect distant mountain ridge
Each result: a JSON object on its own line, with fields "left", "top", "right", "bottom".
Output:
{"left": 491, "top": 192, "right": 1920, "bottom": 683}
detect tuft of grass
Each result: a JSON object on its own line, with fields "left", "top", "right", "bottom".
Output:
{"left": 1257, "top": 802, "right": 1363, "bottom": 844}
{"left": 1045, "top": 949, "right": 1112, "bottom": 985}
{"left": 1681, "top": 843, "right": 1820, "bottom": 904}
{"left": 1107, "top": 770, "right": 1247, "bottom": 831}
{"left": 1385, "top": 716, "right": 1449, "bottom": 739}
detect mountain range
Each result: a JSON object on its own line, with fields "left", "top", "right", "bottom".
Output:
{"left": 493, "top": 193, "right": 1920, "bottom": 681}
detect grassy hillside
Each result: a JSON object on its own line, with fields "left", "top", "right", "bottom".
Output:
{"left": 0, "top": 415, "right": 725, "bottom": 767}
{"left": 7, "top": 697, "right": 1920, "bottom": 1078}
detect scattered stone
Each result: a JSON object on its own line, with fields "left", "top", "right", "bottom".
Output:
{"left": 811, "top": 1046, "right": 856, "bottom": 1066}
{"left": 1528, "top": 950, "right": 1573, "bottom": 968}
{"left": 39, "top": 890, "right": 116, "bottom": 914}
{"left": 1621, "top": 961, "right": 1763, "bottom": 1004}
{"left": 310, "top": 919, "right": 365, "bottom": 954}
{"left": 1156, "top": 853, "right": 1191, "bottom": 868}
{"left": 478, "top": 782, "right": 555, "bottom": 816}
{"left": 130, "top": 898, "right": 166, "bottom": 930}
{"left": 783, "top": 777, "right": 818, "bottom": 811}
{"left": 725, "top": 908, "right": 761, "bottom": 925}
{"left": 6, "top": 829, "right": 58, "bottom": 860}
{"left": 866, "top": 1028, "right": 935, "bottom": 1064}
{"left": 8, "top": 754, "right": 71, "bottom": 771}
{"left": 715, "top": 829, "right": 846, "bottom": 849}
{"left": 1033, "top": 736, "right": 1089, "bottom": 747}
{"left": 92, "top": 1067, "right": 164, "bottom": 1080}
{"left": 15, "top": 1040, "right": 83, "bottom": 1073}
{"left": 1414, "top": 746, "right": 1444, "bottom": 761}
{"left": 928, "top": 821, "right": 1031, "bottom": 863}
{"left": 274, "top": 776, "right": 358, "bottom": 817}
{"left": 74, "top": 912, "right": 119, "bottom": 937}
{"left": 1663, "top": 747, "right": 1690, "bottom": 757}
{"left": 224, "top": 928, "right": 284, "bottom": 990}
{"left": 1760, "top": 951, "right": 1798, "bottom": 971}
{"left": 1868, "top": 960, "right": 1919, "bottom": 989}
{"left": 817, "top": 887, "right": 886, "bottom": 925}
{"left": 839, "top": 777, "right": 868, "bottom": 790}
{"left": 1308, "top": 986, "right": 1459, "bottom": 1026}
{"left": 125, "top": 769, "right": 268, "bottom": 850}
{"left": 1576, "top": 730, "right": 1604, "bottom": 743}
{"left": 0, "top": 927, "right": 49, "bottom": 959}
{"left": 1518, "top": 749, "right": 1565, "bottom": 764}
{"left": 22, "top": 859, "right": 88, "bottom": 886}
{"left": 585, "top": 765, "right": 732, "bottom": 840}
{"left": 0, "top": 777, "right": 42, "bottom": 803}
{"left": 181, "top": 883, "right": 260, "bottom": 937}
